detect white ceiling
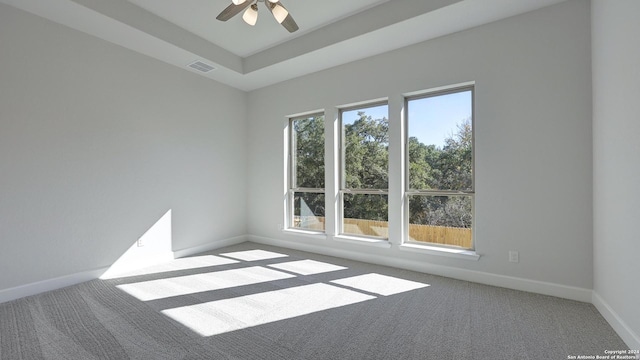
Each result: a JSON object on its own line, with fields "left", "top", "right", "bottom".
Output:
{"left": 0, "top": 0, "right": 567, "bottom": 91}
{"left": 127, "top": 0, "right": 391, "bottom": 57}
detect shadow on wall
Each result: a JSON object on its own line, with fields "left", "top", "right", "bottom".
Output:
{"left": 100, "top": 209, "right": 174, "bottom": 279}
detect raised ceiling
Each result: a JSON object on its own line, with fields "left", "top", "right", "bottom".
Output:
{"left": 0, "top": 0, "right": 567, "bottom": 91}
{"left": 128, "top": 0, "right": 391, "bottom": 57}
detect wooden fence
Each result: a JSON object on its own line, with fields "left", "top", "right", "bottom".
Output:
{"left": 294, "top": 216, "right": 472, "bottom": 248}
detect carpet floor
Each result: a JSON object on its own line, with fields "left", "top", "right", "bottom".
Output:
{"left": 0, "top": 242, "right": 628, "bottom": 359}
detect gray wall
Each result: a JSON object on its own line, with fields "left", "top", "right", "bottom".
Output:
{"left": 247, "top": 0, "right": 593, "bottom": 290}
{"left": 0, "top": 4, "right": 247, "bottom": 290}
{"left": 592, "top": 0, "right": 640, "bottom": 348}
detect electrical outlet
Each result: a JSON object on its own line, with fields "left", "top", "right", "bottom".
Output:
{"left": 509, "top": 251, "right": 519, "bottom": 263}
{"left": 137, "top": 238, "right": 144, "bottom": 247}
{"left": 278, "top": 223, "right": 284, "bottom": 230}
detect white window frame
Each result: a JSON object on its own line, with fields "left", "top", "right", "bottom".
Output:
{"left": 338, "top": 101, "right": 389, "bottom": 240}
{"left": 403, "top": 85, "right": 475, "bottom": 250}
{"left": 287, "top": 113, "right": 326, "bottom": 233}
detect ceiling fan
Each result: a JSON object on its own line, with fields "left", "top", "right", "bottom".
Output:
{"left": 216, "top": 0, "right": 299, "bottom": 33}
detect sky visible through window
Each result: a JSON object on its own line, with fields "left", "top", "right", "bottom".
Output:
{"left": 342, "top": 104, "right": 388, "bottom": 128}
{"left": 341, "top": 91, "right": 472, "bottom": 148}
{"left": 409, "top": 91, "right": 472, "bottom": 147}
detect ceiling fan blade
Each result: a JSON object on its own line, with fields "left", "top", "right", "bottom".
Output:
{"left": 280, "top": 13, "right": 299, "bottom": 33}
{"left": 216, "top": 1, "right": 252, "bottom": 22}
{"left": 265, "top": 1, "right": 299, "bottom": 33}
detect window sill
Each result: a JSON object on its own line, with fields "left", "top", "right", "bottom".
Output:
{"left": 282, "top": 228, "right": 327, "bottom": 240}
{"left": 333, "top": 235, "right": 392, "bottom": 248}
{"left": 399, "top": 243, "right": 480, "bottom": 261}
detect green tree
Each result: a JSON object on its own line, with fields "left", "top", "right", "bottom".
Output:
{"left": 343, "top": 112, "right": 389, "bottom": 221}
{"left": 435, "top": 118, "right": 472, "bottom": 191}
{"left": 409, "top": 118, "right": 472, "bottom": 227}
{"left": 294, "top": 116, "right": 325, "bottom": 188}
{"left": 293, "top": 116, "right": 325, "bottom": 221}
{"left": 293, "top": 112, "right": 472, "bottom": 229}
{"left": 344, "top": 112, "right": 389, "bottom": 189}
{"left": 408, "top": 137, "right": 434, "bottom": 190}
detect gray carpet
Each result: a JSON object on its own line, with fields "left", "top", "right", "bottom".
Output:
{"left": 0, "top": 242, "right": 628, "bottom": 359}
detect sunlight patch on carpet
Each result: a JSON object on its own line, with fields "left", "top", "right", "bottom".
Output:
{"left": 219, "top": 250, "right": 289, "bottom": 261}
{"left": 117, "top": 266, "right": 295, "bottom": 301}
{"left": 161, "top": 283, "right": 375, "bottom": 336}
{"left": 106, "top": 255, "right": 239, "bottom": 279}
{"left": 331, "top": 273, "right": 429, "bottom": 296}
{"left": 268, "top": 259, "right": 347, "bottom": 275}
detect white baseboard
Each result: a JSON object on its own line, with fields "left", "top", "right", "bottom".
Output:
{"left": 0, "top": 267, "right": 108, "bottom": 305}
{"left": 172, "top": 235, "right": 248, "bottom": 259}
{"left": 0, "top": 235, "right": 249, "bottom": 305}
{"left": 247, "top": 235, "right": 592, "bottom": 303}
{"left": 592, "top": 291, "right": 640, "bottom": 352}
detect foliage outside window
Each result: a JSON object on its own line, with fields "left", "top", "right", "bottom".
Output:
{"left": 340, "top": 104, "right": 389, "bottom": 238}
{"left": 406, "top": 88, "right": 474, "bottom": 249}
{"left": 288, "top": 114, "right": 325, "bottom": 231}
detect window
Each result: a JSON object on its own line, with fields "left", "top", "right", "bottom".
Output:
{"left": 406, "top": 87, "right": 474, "bottom": 249}
{"left": 283, "top": 83, "right": 475, "bottom": 256}
{"left": 339, "top": 103, "right": 389, "bottom": 239}
{"left": 288, "top": 114, "right": 325, "bottom": 232}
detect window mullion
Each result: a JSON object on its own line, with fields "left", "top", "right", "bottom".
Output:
{"left": 388, "top": 94, "right": 404, "bottom": 246}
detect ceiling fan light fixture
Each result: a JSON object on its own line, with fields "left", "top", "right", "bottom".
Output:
{"left": 271, "top": 3, "right": 288, "bottom": 24}
{"left": 216, "top": 0, "right": 298, "bottom": 33}
{"left": 242, "top": 4, "right": 258, "bottom": 26}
